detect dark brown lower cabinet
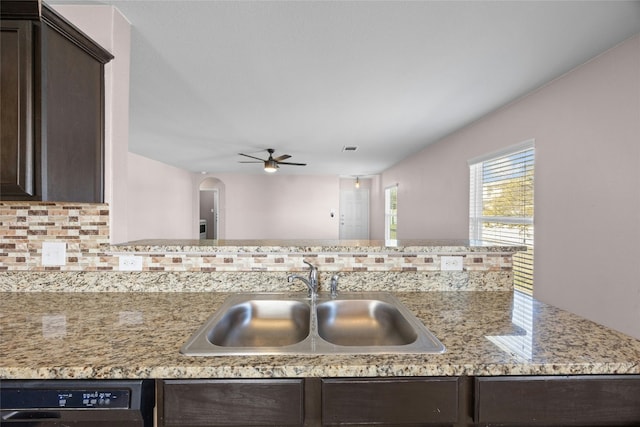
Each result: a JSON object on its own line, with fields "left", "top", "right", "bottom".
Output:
{"left": 159, "top": 379, "right": 305, "bottom": 426}
{"left": 158, "top": 377, "right": 464, "bottom": 427}
{"left": 475, "top": 375, "right": 640, "bottom": 426}
{"left": 321, "top": 377, "right": 462, "bottom": 426}
{"left": 158, "top": 376, "right": 640, "bottom": 427}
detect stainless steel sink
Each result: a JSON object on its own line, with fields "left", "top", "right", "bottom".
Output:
{"left": 181, "top": 292, "right": 445, "bottom": 356}
{"left": 316, "top": 299, "right": 418, "bottom": 346}
{"left": 207, "top": 300, "right": 310, "bottom": 347}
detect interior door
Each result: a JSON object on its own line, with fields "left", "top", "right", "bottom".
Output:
{"left": 339, "top": 189, "right": 369, "bottom": 240}
{"left": 199, "top": 190, "right": 218, "bottom": 239}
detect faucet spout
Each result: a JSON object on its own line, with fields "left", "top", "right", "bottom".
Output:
{"left": 287, "top": 274, "right": 311, "bottom": 290}
{"left": 288, "top": 261, "right": 318, "bottom": 299}
{"left": 303, "top": 260, "right": 318, "bottom": 291}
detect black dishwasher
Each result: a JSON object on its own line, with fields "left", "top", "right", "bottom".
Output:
{"left": 0, "top": 379, "right": 154, "bottom": 426}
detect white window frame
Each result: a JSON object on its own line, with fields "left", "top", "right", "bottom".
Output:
{"left": 468, "top": 139, "right": 535, "bottom": 293}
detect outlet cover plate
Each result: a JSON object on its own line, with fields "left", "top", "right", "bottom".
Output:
{"left": 119, "top": 255, "right": 143, "bottom": 271}
{"left": 441, "top": 255, "right": 464, "bottom": 271}
{"left": 42, "top": 242, "right": 66, "bottom": 266}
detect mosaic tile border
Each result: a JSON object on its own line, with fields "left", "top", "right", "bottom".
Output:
{"left": 0, "top": 248, "right": 513, "bottom": 273}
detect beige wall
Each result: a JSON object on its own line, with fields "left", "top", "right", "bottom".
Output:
{"left": 197, "top": 174, "right": 340, "bottom": 240}
{"left": 382, "top": 34, "right": 640, "bottom": 338}
{"left": 126, "top": 153, "right": 195, "bottom": 242}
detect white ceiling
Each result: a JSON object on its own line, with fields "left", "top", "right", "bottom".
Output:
{"left": 51, "top": 0, "right": 640, "bottom": 176}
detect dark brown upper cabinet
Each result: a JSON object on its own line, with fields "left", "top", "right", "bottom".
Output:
{"left": 1, "top": 0, "right": 113, "bottom": 202}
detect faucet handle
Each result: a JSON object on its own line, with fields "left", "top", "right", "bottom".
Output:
{"left": 330, "top": 274, "right": 339, "bottom": 298}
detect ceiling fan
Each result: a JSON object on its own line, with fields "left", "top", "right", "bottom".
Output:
{"left": 238, "top": 148, "right": 307, "bottom": 173}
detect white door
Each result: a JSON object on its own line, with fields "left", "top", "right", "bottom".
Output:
{"left": 339, "top": 189, "right": 369, "bottom": 240}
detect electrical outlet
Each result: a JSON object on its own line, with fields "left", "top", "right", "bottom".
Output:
{"left": 42, "top": 242, "right": 66, "bottom": 266}
{"left": 119, "top": 255, "right": 143, "bottom": 271}
{"left": 441, "top": 255, "right": 463, "bottom": 271}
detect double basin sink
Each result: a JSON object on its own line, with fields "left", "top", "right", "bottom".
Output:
{"left": 181, "top": 292, "right": 445, "bottom": 356}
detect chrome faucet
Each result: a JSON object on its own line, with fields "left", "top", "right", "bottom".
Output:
{"left": 330, "top": 274, "right": 339, "bottom": 299}
{"left": 287, "top": 260, "right": 318, "bottom": 299}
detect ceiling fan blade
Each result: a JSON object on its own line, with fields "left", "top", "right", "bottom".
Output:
{"left": 238, "top": 153, "right": 266, "bottom": 161}
{"left": 273, "top": 154, "right": 291, "bottom": 162}
{"left": 277, "top": 161, "right": 307, "bottom": 166}
{"left": 238, "top": 161, "right": 263, "bottom": 163}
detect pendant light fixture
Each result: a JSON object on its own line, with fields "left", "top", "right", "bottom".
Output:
{"left": 355, "top": 177, "right": 360, "bottom": 189}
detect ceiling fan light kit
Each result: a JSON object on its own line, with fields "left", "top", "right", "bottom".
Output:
{"left": 264, "top": 160, "right": 278, "bottom": 173}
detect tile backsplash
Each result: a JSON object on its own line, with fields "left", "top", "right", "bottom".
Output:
{"left": 0, "top": 202, "right": 516, "bottom": 291}
{"left": 0, "top": 202, "right": 109, "bottom": 271}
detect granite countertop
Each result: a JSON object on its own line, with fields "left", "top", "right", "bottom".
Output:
{"left": 111, "top": 239, "right": 526, "bottom": 254}
{"left": 2, "top": 291, "right": 639, "bottom": 380}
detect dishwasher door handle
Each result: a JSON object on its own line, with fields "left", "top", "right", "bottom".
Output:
{"left": 2, "top": 410, "right": 62, "bottom": 420}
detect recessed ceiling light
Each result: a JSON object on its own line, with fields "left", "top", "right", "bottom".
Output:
{"left": 342, "top": 146, "right": 358, "bottom": 152}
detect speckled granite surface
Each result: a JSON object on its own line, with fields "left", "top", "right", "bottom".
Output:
{"left": 1, "top": 291, "right": 638, "bottom": 379}
{"left": 0, "top": 270, "right": 514, "bottom": 292}
{"left": 112, "top": 239, "right": 526, "bottom": 253}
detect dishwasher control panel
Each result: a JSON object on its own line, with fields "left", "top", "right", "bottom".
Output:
{"left": 1, "top": 387, "right": 131, "bottom": 409}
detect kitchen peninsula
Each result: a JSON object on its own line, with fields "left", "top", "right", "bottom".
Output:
{"left": 2, "top": 289, "right": 639, "bottom": 379}
{"left": 1, "top": 202, "right": 640, "bottom": 426}
{"left": 2, "top": 289, "right": 640, "bottom": 426}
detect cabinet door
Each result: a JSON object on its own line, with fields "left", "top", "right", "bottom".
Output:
{"left": 160, "top": 379, "right": 304, "bottom": 427}
{"left": 2, "top": 2, "right": 111, "bottom": 203}
{"left": 475, "top": 375, "right": 640, "bottom": 426}
{"left": 1, "top": 20, "right": 35, "bottom": 199}
{"left": 322, "top": 377, "right": 459, "bottom": 426}
{"left": 41, "top": 23, "right": 104, "bottom": 203}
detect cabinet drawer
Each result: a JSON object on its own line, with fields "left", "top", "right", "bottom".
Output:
{"left": 321, "top": 377, "right": 459, "bottom": 425}
{"left": 161, "top": 379, "right": 304, "bottom": 426}
{"left": 475, "top": 375, "right": 640, "bottom": 426}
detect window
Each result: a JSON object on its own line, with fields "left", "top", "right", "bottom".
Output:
{"left": 384, "top": 185, "right": 398, "bottom": 241}
{"left": 469, "top": 140, "right": 534, "bottom": 294}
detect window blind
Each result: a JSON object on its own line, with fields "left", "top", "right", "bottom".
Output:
{"left": 469, "top": 141, "right": 534, "bottom": 294}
